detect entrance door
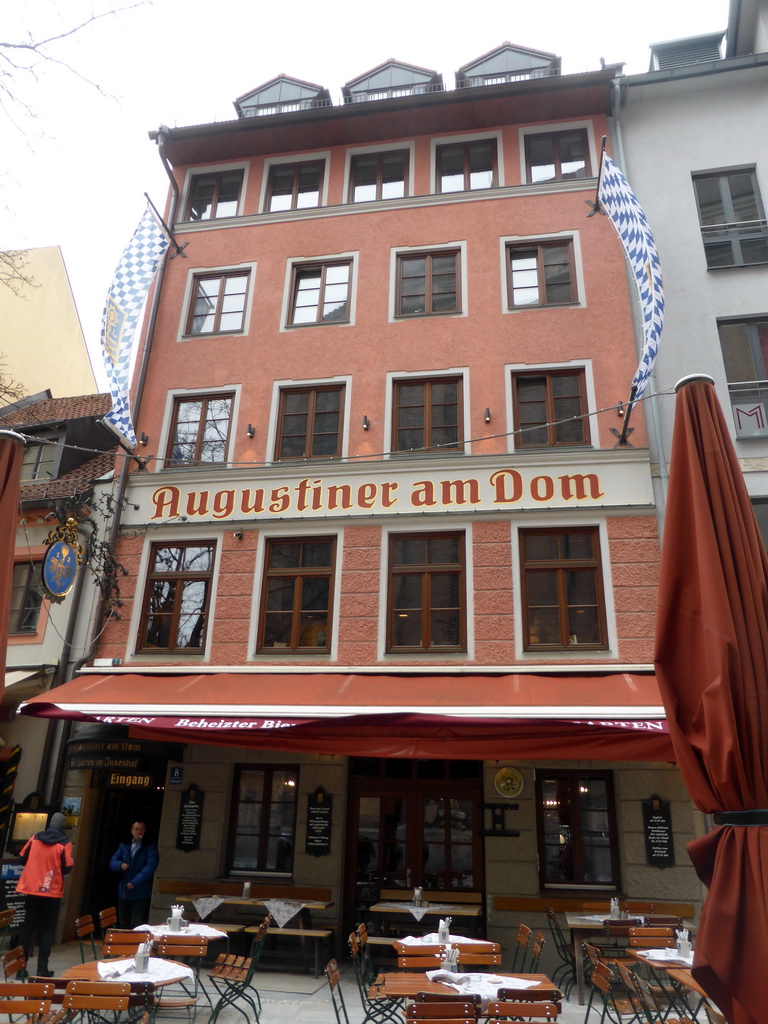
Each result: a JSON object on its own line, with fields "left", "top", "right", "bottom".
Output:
{"left": 84, "top": 787, "right": 165, "bottom": 920}
{"left": 345, "top": 758, "right": 484, "bottom": 932}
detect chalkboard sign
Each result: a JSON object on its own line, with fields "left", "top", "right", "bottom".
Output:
{"left": 1, "top": 863, "right": 26, "bottom": 928}
{"left": 176, "top": 785, "right": 204, "bottom": 853}
{"left": 642, "top": 795, "right": 675, "bottom": 867}
{"left": 305, "top": 787, "right": 332, "bottom": 857}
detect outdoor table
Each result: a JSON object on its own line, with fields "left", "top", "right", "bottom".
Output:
{"left": 371, "top": 970, "right": 561, "bottom": 1005}
{"left": 134, "top": 923, "right": 228, "bottom": 941}
{"left": 565, "top": 911, "right": 696, "bottom": 1005}
{"left": 177, "top": 892, "right": 331, "bottom": 928}
{"left": 666, "top": 967, "right": 709, "bottom": 1020}
{"left": 628, "top": 948, "right": 697, "bottom": 1018}
{"left": 62, "top": 956, "right": 194, "bottom": 987}
{"left": 369, "top": 900, "right": 483, "bottom": 938}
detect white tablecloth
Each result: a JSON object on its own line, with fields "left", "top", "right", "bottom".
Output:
{"left": 192, "top": 897, "right": 226, "bottom": 921}
{"left": 263, "top": 899, "right": 305, "bottom": 928}
{"left": 383, "top": 901, "right": 459, "bottom": 922}
{"left": 135, "top": 923, "right": 227, "bottom": 940}
{"left": 425, "top": 971, "right": 539, "bottom": 1010}
{"left": 635, "top": 947, "right": 695, "bottom": 967}
{"left": 399, "top": 933, "right": 488, "bottom": 946}
{"left": 98, "top": 957, "right": 195, "bottom": 983}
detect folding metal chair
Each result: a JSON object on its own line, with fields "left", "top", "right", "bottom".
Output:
{"left": 484, "top": 1001, "right": 559, "bottom": 1022}
{"left": 75, "top": 916, "right": 99, "bottom": 963}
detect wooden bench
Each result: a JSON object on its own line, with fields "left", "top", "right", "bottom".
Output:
{"left": 493, "top": 896, "right": 696, "bottom": 918}
{"left": 156, "top": 880, "right": 336, "bottom": 971}
{"left": 243, "top": 924, "right": 334, "bottom": 978}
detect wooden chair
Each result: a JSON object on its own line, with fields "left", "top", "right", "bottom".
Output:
{"left": 584, "top": 960, "right": 637, "bottom": 1024}
{"left": 325, "top": 959, "right": 351, "bottom": 1024}
{"left": 0, "top": 982, "right": 53, "bottom": 1022}
{"left": 526, "top": 932, "right": 546, "bottom": 972}
{"left": 628, "top": 926, "right": 676, "bottom": 948}
{"left": 75, "top": 915, "right": 99, "bottom": 962}
{"left": 102, "top": 930, "right": 153, "bottom": 958}
{"left": 0, "top": 911, "right": 15, "bottom": 954}
{"left": 62, "top": 980, "right": 131, "bottom": 1024}
{"left": 484, "top": 1001, "right": 559, "bottom": 1021}
{"left": 2, "top": 946, "right": 26, "bottom": 982}
{"left": 416, "top": 992, "right": 481, "bottom": 1009}
{"left": 509, "top": 923, "right": 532, "bottom": 972}
{"left": 543, "top": 906, "right": 576, "bottom": 999}
{"left": 405, "top": 1002, "right": 477, "bottom": 1021}
{"left": 633, "top": 972, "right": 694, "bottom": 1024}
{"left": 208, "top": 920, "right": 268, "bottom": 1024}
{"left": 98, "top": 907, "right": 118, "bottom": 936}
{"left": 156, "top": 934, "right": 210, "bottom": 1011}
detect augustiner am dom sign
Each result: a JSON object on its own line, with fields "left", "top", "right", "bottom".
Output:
{"left": 123, "top": 453, "right": 653, "bottom": 526}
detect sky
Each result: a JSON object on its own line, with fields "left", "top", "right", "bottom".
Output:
{"left": 4, "top": 0, "right": 729, "bottom": 391}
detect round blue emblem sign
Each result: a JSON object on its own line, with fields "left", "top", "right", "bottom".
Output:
{"left": 42, "top": 540, "right": 79, "bottom": 598}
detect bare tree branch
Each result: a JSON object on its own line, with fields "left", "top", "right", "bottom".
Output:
{"left": 0, "top": 250, "right": 36, "bottom": 295}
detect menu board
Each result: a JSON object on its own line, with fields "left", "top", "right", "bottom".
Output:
{"left": 1, "top": 863, "right": 25, "bottom": 928}
{"left": 176, "top": 785, "right": 204, "bottom": 853}
{"left": 305, "top": 787, "right": 332, "bottom": 857}
{"left": 642, "top": 795, "right": 675, "bottom": 867}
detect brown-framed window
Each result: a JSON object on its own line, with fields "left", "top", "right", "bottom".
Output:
{"left": 387, "top": 532, "right": 466, "bottom": 652}
{"left": 507, "top": 240, "right": 576, "bottom": 307}
{"left": 289, "top": 261, "right": 351, "bottom": 326}
{"left": 137, "top": 542, "right": 215, "bottom": 653}
{"left": 185, "top": 271, "right": 250, "bottom": 335}
{"left": 186, "top": 170, "right": 244, "bottom": 221}
{"left": 396, "top": 250, "right": 460, "bottom": 317}
{"left": 525, "top": 130, "right": 591, "bottom": 184}
{"left": 10, "top": 562, "right": 43, "bottom": 634}
{"left": 258, "top": 537, "right": 335, "bottom": 652}
{"left": 718, "top": 318, "right": 768, "bottom": 438}
{"left": 275, "top": 385, "right": 344, "bottom": 459}
{"left": 267, "top": 161, "right": 324, "bottom": 212}
{"left": 393, "top": 376, "right": 462, "bottom": 453}
{"left": 349, "top": 151, "right": 409, "bottom": 202}
{"left": 520, "top": 527, "right": 607, "bottom": 651}
{"left": 166, "top": 393, "right": 234, "bottom": 466}
{"left": 228, "top": 765, "right": 298, "bottom": 875}
{"left": 513, "top": 369, "right": 590, "bottom": 448}
{"left": 536, "top": 769, "right": 620, "bottom": 889}
{"left": 436, "top": 140, "right": 497, "bottom": 192}
{"left": 693, "top": 169, "right": 768, "bottom": 268}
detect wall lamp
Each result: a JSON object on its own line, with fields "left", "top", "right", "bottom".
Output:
{"left": 139, "top": 432, "right": 149, "bottom": 446}
{"left": 484, "top": 408, "right": 491, "bottom": 424}
{"left": 362, "top": 416, "right": 370, "bottom": 431}
{"left": 246, "top": 424, "right": 255, "bottom": 438}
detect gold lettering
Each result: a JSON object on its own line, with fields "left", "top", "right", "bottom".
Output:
{"left": 490, "top": 469, "right": 523, "bottom": 504}
{"left": 357, "top": 483, "right": 377, "bottom": 509}
{"left": 531, "top": 476, "right": 555, "bottom": 501}
{"left": 240, "top": 489, "right": 265, "bottom": 514}
{"left": 441, "top": 478, "right": 480, "bottom": 505}
{"left": 212, "top": 490, "right": 235, "bottom": 519}
{"left": 559, "top": 474, "right": 604, "bottom": 500}
{"left": 151, "top": 486, "right": 180, "bottom": 520}
{"left": 411, "top": 481, "right": 437, "bottom": 507}
{"left": 269, "top": 486, "right": 291, "bottom": 513}
{"left": 327, "top": 484, "right": 352, "bottom": 510}
{"left": 186, "top": 490, "right": 210, "bottom": 517}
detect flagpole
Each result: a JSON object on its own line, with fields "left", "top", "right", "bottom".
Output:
{"left": 586, "top": 136, "right": 608, "bottom": 217}
{"left": 618, "top": 384, "right": 637, "bottom": 446}
{"left": 144, "top": 193, "right": 188, "bottom": 259}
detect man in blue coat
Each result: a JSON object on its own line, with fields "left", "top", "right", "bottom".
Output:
{"left": 110, "top": 822, "right": 159, "bottom": 928}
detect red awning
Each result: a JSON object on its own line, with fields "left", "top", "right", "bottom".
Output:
{"left": 19, "top": 670, "right": 673, "bottom": 761}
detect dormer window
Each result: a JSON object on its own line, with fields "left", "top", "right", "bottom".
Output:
{"left": 343, "top": 60, "right": 443, "bottom": 104}
{"left": 456, "top": 43, "right": 560, "bottom": 88}
{"left": 20, "top": 437, "right": 59, "bottom": 482}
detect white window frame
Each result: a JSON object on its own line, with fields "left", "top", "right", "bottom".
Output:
{"left": 343, "top": 142, "right": 416, "bottom": 204}
{"left": 518, "top": 121, "right": 598, "bottom": 185}
{"left": 510, "top": 517, "right": 618, "bottom": 659}
{"left": 156, "top": 384, "right": 242, "bottom": 472}
{"left": 388, "top": 241, "right": 468, "bottom": 323}
{"left": 384, "top": 366, "right": 471, "bottom": 458}
{"left": 248, "top": 527, "right": 344, "bottom": 660}
{"left": 260, "top": 152, "right": 331, "bottom": 213}
{"left": 279, "top": 251, "right": 358, "bottom": 332}
{"left": 505, "top": 359, "right": 596, "bottom": 454}
{"left": 266, "top": 375, "right": 352, "bottom": 463}
{"left": 179, "top": 161, "right": 249, "bottom": 222}
{"left": 127, "top": 530, "right": 223, "bottom": 663}
{"left": 378, "top": 520, "right": 475, "bottom": 661}
{"left": 176, "top": 262, "right": 257, "bottom": 342}
{"left": 430, "top": 131, "right": 504, "bottom": 191}
{"left": 499, "top": 231, "right": 586, "bottom": 313}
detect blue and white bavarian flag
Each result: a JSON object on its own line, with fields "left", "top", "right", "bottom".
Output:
{"left": 597, "top": 154, "right": 664, "bottom": 408}
{"left": 101, "top": 205, "right": 169, "bottom": 445}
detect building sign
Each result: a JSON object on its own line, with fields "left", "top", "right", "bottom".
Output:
{"left": 176, "top": 784, "right": 204, "bottom": 853}
{"left": 68, "top": 737, "right": 179, "bottom": 771}
{"left": 108, "top": 772, "right": 152, "bottom": 789}
{"left": 123, "top": 453, "right": 654, "bottom": 526}
{"left": 305, "top": 787, "right": 332, "bottom": 857}
{"left": 0, "top": 863, "right": 25, "bottom": 927}
{"left": 642, "top": 795, "right": 675, "bottom": 868}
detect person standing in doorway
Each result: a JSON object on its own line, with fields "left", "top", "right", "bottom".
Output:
{"left": 16, "top": 811, "right": 74, "bottom": 977}
{"left": 110, "top": 821, "right": 159, "bottom": 928}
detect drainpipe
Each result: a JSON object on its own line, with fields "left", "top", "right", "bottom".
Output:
{"left": 48, "top": 128, "right": 180, "bottom": 802}
{"left": 610, "top": 76, "right": 669, "bottom": 523}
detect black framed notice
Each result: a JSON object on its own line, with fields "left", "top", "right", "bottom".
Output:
{"left": 642, "top": 795, "right": 675, "bottom": 867}
{"left": 305, "top": 787, "right": 332, "bottom": 857}
{"left": 176, "top": 784, "right": 204, "bottom": 853}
